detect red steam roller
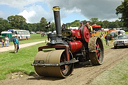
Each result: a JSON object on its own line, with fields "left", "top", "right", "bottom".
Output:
{"left": 32, "top": 6, "right": 104, "bottom": 78}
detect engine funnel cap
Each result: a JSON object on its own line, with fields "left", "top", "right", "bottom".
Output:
{"left": 53, "top": 6, "right": 60, "bottom": 11}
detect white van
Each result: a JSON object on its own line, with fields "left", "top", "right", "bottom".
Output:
{"left": 110, "top": 30, "right": 125, "bottom": 39}
{"left": 8, "top": 29, "right": 30, "bottom": 40}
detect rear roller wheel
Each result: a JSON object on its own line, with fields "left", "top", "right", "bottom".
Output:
{"left": 88, "top": 37, "right": 104, "bottom": 65}
{"left": 34, "top": 50, "right": 74, "bottom": 78}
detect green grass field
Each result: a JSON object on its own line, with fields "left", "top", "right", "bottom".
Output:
{"left": 0, "top": 34, "right": 47, "bottom": 80}
{"left": 9, "top": 34, "right": 47, "bottom": 45}
{"left": 126, "top": 32, "right": 128, "bottom": 34}
{"left": 92, "top": 57, "right": 128, "bottom": 85}
{"left": 0, "top": 43, "right": 45, "bottom": 80}
{"left": 91, "top": 32, "right": 128, "bottom": 85}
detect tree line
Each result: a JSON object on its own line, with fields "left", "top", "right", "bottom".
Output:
{"left": 66, "top": 19, "right": 123, "bottom": 29}
{"left": 0, "top": 16, "right": 124, "bottom": 34}
{"left": 0, "top": 15, "right": 52, "bottom": 34}
{"left": 0, "top": 0, "right": 128, "bottom": 34}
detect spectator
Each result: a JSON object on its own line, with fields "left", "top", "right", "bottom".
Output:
{"left": 62, "top": 24, "right": 66, "bottom": 29}
{"left": 13, "top": 36, "right": 19, "bottom": 53}
{"left": 105, "top": 34, "right": 109, "bottom": 46}
{"left": 86, "top": 22, "right": 93, "bottom": 37}
{"left": 78, "top": 22, "right": 83, "bottom": 29}
{"left": 41, "top": 32, "right": 45, "bottom": 37}
{"left": 2, "top": 39, "right": 4, "bottom": 47}
{"left": 86, "top": 22, "right": 93, "bottom": 32}
{"left": 5, "top": 36, "right": 9, "bottom": 47}
{"left": 118, "top": 31, "right": 121, "bottom": 35}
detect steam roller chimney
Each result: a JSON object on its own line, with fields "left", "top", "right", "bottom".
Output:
{"left": 53, "top": 6, "right": 62, "bottom": 37}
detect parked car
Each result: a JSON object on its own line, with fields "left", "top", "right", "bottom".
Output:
{"left": 30, "top": 31, "right": 36, "bottom": 34}
{"left": 36, "top": 31, "right": 41, "bottom": 34}
{"left": 114, "top": 35, "right": 128, "bottom": 49}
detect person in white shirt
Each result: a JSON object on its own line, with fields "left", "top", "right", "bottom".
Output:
{"left": 5, "top": 36, "right": 9, "bottom": 47}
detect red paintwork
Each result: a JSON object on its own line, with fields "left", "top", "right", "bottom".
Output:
{"left": 92, "top": 25, "right": 101, "bottom": 28}
{"left": 82, "top": 26, "right": 90, "bottom": 42}
{"left": 71, "top": 29, "right": 81, "bottom": 39}
{"left": 96, "top": 41, "right": 100, "bottom": 61}
{"left": 69, "top": 41, "right": 83, "bottom": 53}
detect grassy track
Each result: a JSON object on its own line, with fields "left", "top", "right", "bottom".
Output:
{"left": 125, "top": 32, "right": 128, "bottom": 34}
{"left": 0, "top": 43, "right": 45, "bottom": 80}
{"left": 0, "top": 34, "right": 47, "bottom": 80}
{"left": 8, "top": 34, "right": 47, "bottom": 45}
{"left": 92, "top": 57, "right": 128, "bottom": 85}
{"left": 91, "top": 32, "right": 128, "bottom": 85}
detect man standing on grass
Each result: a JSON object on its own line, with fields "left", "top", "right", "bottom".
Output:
{"left": 13, "top": 36, "right": 19, "bottom": 53}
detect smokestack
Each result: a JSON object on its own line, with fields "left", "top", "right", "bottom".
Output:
{"left": 53, "top": 6, "right": 62, "bottom": 37}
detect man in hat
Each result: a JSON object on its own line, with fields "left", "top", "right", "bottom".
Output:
{"left": 78, "top": 22, "right": 83, "bottom": 29}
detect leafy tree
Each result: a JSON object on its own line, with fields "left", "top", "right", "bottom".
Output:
{"left": 7, "top": 15, "right": 26, "bottom": 29}
{"left": 70, "top": 20, "right": 80, "bottom": 27}
{"left": 66, "top": 23, "right": 71, "bottom": 28}
{"left": 50, "top": 22, "right": 55, "bottom": 32}
{"left": 40, "top": 17, "right": 47, "bottom": 31}
{"left": 115, "top": 20, "right": 123, "bottom": 27}
{"left": 96, "top": 21, "right": 104, "bottom": 27}
{"left": 102, "top": 20, "right": 109, "bottom": 28}
{"left": 90, "top": 18, "right": 99, "bottom": 24}
{"left": 116, "top": 0, "right": 128, "bottom": 28}
{"left": 108, "top": 22, "right": 117, "bottom": 28}
{"left": 81, "top": 20, "right": 87, "bottom": 25}
{"left": 0, "top": 18, "right": 11, "bottom": 34}
{"left": 26, "top": 23, "right": 39, "bottom": 32}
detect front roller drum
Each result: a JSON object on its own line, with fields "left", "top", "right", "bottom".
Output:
{"left": 33, "top": 50, "right": 74, "bottom": 78}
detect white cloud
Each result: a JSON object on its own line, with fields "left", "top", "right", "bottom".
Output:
{"left": 18, "top": 10, "right": 36, "bottom": 23}
{"left": 0, "top": 0, "right": 44, "bottom": 9}
{"left": 64, "top": 7, "right": 81, "bottom": 14}
{"left": 18, "top": 5, "right": 53, "bottom": 23}
{"left": 0, "top": 0, "right": 124, "bottom": 23}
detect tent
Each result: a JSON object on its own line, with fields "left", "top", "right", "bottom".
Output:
{"left": 1, "top": 31, "right": 12, "bottom": 42}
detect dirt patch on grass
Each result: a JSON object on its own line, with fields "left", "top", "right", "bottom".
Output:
{"left": 6, "top": 71, "right": 28, "bottom": 80}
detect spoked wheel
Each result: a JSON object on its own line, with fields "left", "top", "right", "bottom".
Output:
{"left": 33, "top": 50, "right": 73, "bottom": 78}
{"left": 60, "top": 51, "right": 73, "bottom": 76}
{"left": 96, "top": 41, "right": 101, "bottom": 61}
{"left": 88, "top": 37, "right": 104, "bottom": 65}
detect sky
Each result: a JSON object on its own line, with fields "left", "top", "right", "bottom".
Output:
{"left": 0, "top": 0, "right": 123, "bottom": 24}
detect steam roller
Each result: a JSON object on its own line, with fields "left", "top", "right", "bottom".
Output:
{"left": 32, "top": 6, "right": 104, "bottom": 78}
